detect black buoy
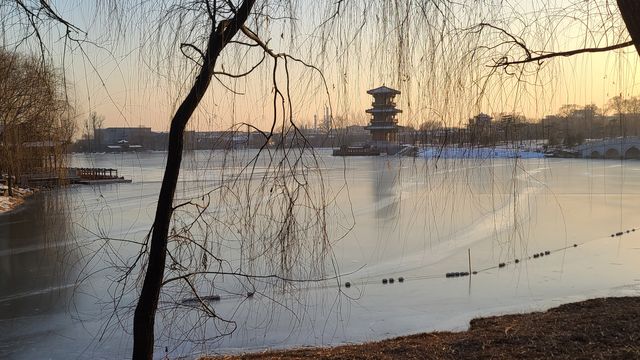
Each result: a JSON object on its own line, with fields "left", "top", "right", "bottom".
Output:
{"left": 627, "top": 230, "right": 630, "bottom": 233}
{"left": 533, "top": 253, "right": 539, "bottom": 258}
{"left": 201, "top": 294, "right": 221, "bottom": 302}
{"left": 247, "top": 291, "right": 255, "bottom": 298}
{"left": 398, "top": 277, "right": 404, "bottom": 283}
{"left": 382, "top": 278, "right": 388, "bottom": 284}
{"left": 632, "top": 228, "right": 636, "bottom": 232}
{"left": 515, "top": 259, "right": 520, "bottom": 264}
{"left": 544, "top": 250, "right": 550, "bottom": 255}
{"left": 446, "top": 272, "right": 452, "bottom": 278}
{"left": 573, "top": 243, "right": 578, "bottom": 247}
{"left": 472, "top": 271, "right": 478, "bottom": 275}
{"left": 344, "top": 282, "right": 351, "bottom": 288}
{"left": 616, "top": 231, "right": 624, "bottom": 236}
{"left": 611, "top": 234, "right": 615, "bottom": 237}
{"left": 499, "top": 262, "right": 506, "bottom": 268}
{"left": 388, "top": 278, "right": 395, "bottom": 284}
{"left": 181, "top": 297, "right": 198, "bottom": 305}
{"left": 539, "top": 252, "right": 544, "bottom": 257}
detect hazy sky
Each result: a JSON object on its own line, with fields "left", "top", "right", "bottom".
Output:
{"left": 8, "top": 0, "right": 639, "bottom": 132}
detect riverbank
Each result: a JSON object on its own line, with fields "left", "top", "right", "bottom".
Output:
{"left": 206, "top": 296, "right": 640, "bottom": 359}
{"left": 0, "top": 186, "right": 36, "bottom": 214}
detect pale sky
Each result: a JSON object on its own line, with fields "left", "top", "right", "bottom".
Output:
{"left": 6, "top": 0, "right": 639, "bottom": 132}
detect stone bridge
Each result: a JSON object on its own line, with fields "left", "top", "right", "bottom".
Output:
{"left": 575, "top": 137, "right": 640, "bottom": 159}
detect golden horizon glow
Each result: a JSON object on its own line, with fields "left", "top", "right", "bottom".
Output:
{"left": 10, "top": 0, "right": 638, "bottom": 133}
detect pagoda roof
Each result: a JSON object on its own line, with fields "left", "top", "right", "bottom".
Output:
{"left": 367, "top": 85, "right": 401, "bottom": 95}
{"left": 366, "top": 108, "right": 402, "bottom": 114}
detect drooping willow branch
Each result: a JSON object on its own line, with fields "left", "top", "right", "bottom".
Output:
{"left": 471, "top": 23, "right": 635, "bottom": 69}
{"left": 132, "top": 1, "right": 257, "bottom": 359}
{"left": 493, "top": 40, "right": 634, "bottom": 67}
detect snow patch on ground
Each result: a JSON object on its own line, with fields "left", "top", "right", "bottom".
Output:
{"left": 0, "top": 185, "right": 35, "bottom": 214}
{"left": 420, "top": 147, "right": 545, "bottom": 159}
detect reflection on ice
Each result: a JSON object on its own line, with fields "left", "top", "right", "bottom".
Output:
{"left": 1, "top": 151, "right": 640, "bottom": 359}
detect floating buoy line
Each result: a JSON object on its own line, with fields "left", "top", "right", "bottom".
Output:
{"left": 341, "top": 226, "right": 638, "bottom": 289}
{"left": 174, "top": 226, "right": 638, "bottom": 305}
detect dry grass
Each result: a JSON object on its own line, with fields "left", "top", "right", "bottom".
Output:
{"left": 204, "top": 296, "right": 640, "bottom": 359}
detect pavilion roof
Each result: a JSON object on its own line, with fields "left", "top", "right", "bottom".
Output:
{"left": 367, "top": 85, "right": 401, "bottom": 95}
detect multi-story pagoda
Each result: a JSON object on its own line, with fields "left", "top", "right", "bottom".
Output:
{"left": 365, "top": 86, "right": 401, "bottom": 142}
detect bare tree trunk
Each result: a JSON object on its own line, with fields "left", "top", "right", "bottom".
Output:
{"left": 618, "top": 0, "right": 640, "bottom": 55}
{"left": 4, "top": 119, "right": 14, "bottom": 197}
{"left": 7, "top": 170, "right": 13, "bottom": 197}
{"left": 5, "top": 158, "right": 13, "bottom": 197}
{"left": 131, "top": 1, "right": 255, "bottom": 359}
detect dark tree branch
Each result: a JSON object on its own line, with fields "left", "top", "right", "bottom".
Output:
{"left": 132, "top": 1, "right": 256, "bottom": 359}
{"left": 180, "top": 43, "right": 206, "bottom": 66}
{"left": 493, "top": 41, "right": 634, "bottom": 67}
{"left": 472, "top": 22, "right": 635, "bottom": 68}
{"left": 617, "top": 0, "right": 640, "bottom": 56}
{"left": 213, "top": 51, "right": 266, "bottom": 78}
{"left": 476, "top": 22, "right": 532, "bottom": 59}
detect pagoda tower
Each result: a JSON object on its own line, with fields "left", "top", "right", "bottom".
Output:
{"left": 365, "top": 86, "right": 401, "bottom": 142}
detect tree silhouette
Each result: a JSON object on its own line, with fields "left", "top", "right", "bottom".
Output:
{"left": 3, "top": 1, "right": 640, "bottom": 360}
{"left": 132, "top": 2, "right": 257, "bottom": 358}
{"left": 0, "top": 49, "right": 73, "bottom": 195}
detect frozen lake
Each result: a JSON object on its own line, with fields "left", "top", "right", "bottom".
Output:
{"left": 1, "top": 150, "right": 640, "bottom": 359}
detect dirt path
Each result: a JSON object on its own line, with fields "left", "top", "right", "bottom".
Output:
{"left": 205, "top": 296, "right": 640, "bottom": 359}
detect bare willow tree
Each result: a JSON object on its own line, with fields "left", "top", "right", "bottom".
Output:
{"left": 129, "top": 3, "right": 640, "bottom": 358}
{"left": 130, "top": 2, "right": 258, "bottom": 358}
{"left": 3, "top": 1, "right": 640, "bottom": 359}
{"left": 470, "top": 2, "right": 639, "bottom": 72}
{"left": 130, "top": 2, "right": 640, "bottom": 358}
{"left": 0, "top": 49, "right": 74, "bottom": 194}
{"left": 3, "top": 3, "right": 344, "bottom": 359}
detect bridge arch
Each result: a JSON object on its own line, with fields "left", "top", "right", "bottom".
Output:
{"left": 605, "top": 148, "right": 621, "bottom": 159}
{"left": 625, "top": 146, "right": 640, "bottom": 160}
{"left": 590, "top": 150, "right": 602, "bottom": 159}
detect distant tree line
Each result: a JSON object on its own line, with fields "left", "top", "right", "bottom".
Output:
{"left": 69, "top": 96, "right": 640, "bottom": 153}
{"left": 407, "top": 97, "right": 640, "bottom": 148}
{"left": 541, "top": 98, "right": 640, "bottom": 147}
{"left": 0, "top": 49, "right": 74, "bottom": 194}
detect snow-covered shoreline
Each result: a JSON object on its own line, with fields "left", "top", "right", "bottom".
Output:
{"left": 0, "top": 186, "right": 36, "bottom": 214}
{"left": 420, "top": 146, "right": 545, "bottom": 159}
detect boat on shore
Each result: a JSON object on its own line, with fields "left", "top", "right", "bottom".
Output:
{"left": 332, "top": 145, "right": 381, "bottom": 156}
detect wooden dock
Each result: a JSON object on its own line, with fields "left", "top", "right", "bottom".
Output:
{"left": 70, "top": 168, "right": 132, "bottom": 185}
{"left": 75, "top": 178, "right": 132, "bottom": 185}
{"left": 20, "top": 167, "right": 131, "bottom": 186}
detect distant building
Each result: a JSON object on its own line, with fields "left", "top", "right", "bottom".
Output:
{"left": 95, "top": 127, "right": 152, "bottom": 146}
{"left": 467, "top": 113, "right": 495, "bottom": 145}
{"left": 365, "top": 86, "right": 402, "bottom": 142}
{"left": 469, "top": 113, "right": 492, "bottom": 127}
{"left": 344, "top": 125, "right": 369, "bottom": 136}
